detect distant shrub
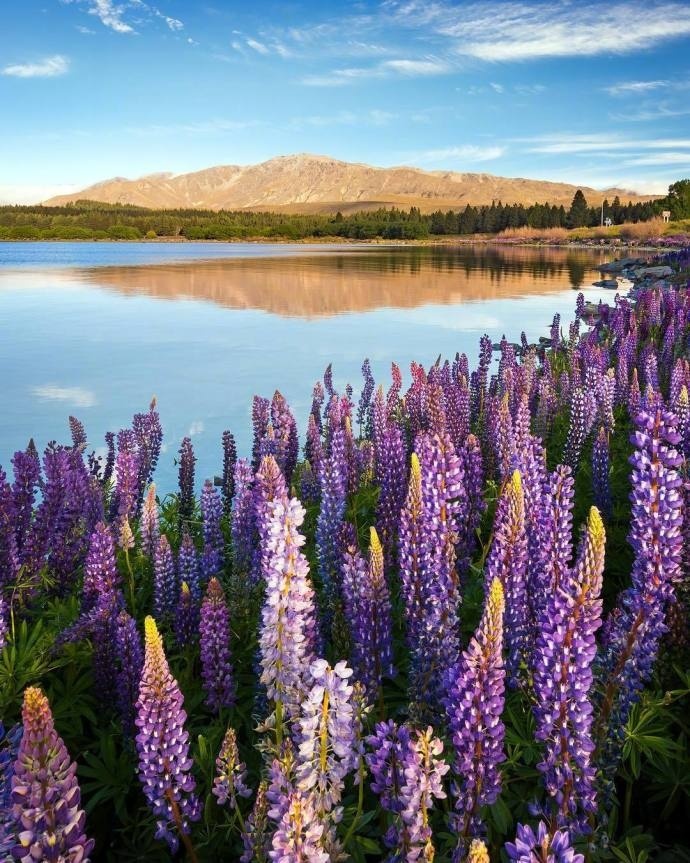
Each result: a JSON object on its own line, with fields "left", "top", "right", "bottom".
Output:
{"left": 145, "top": 230, "right": 157, "bottom": 239}
{"left": 107, "top": 225, "right": 142, "bottom": 240}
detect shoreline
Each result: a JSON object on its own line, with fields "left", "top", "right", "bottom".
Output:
{"left": 0, "top": 235, "right": 680, "bottom": 252}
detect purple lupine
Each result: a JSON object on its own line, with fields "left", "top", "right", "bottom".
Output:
{"left": 295, "top": 659, "right": 356, "bottom": 815}
{"left": 595, "top": 408, "right": 684, "bottom": 797}
{"left": 0, "top": 594, "right": 8, "bottom": 651}
{"left": 271, "top": 391, "right": 299, "bottom": 484}
{"left": 82, "top": 522, "right": 121, "bottom": 613}
{"left": 592, "top": 426, "right": 612, "bottom": 519}
{"left": 404, "top": 432, "right": 464, "bottom": 708}
{"left": 398, "top": 452, "right": 424, "bottom": 651}
{"left": 178, "top": 530, "right": 201, "bottom": 601}
{"left": 563, "top": 388, "right": 587, "bottom": 472}
{"left": 533, "top": 507, "right": 606, "bottom": 831}
{"left": 474, "top": 334, "right": 493, "bottom": 420}
{"left": 133, "top": 401, "right": 163, "bottom": 501}
{"left": 252, "top": 396, "right": 271, "bottom": 471}
{"left": 135, "top": 617, "right": 201, "bottom": 853}
{"left": 544, "top": 466, "right": 575, "bottom": 593}
{"left": 113, "top": 432, "right": 140, "bottom": 538}
{"left": 316, "top": 419, "right": 348, "bottom": 605}
{"left": 456, "top": 433, "right": 485, "bottom": 578}
{"left": 374, "top": 421, "right": 407, "bottom": 563}
{"left": 140, "top": 484, "right": 159, "bottom": 558}
{"left": 241, "top": 781, "right": 269, "bottom": 863}
{"left": 10, "top": 686, "right": 94, "bottom": 863}
{"left": 445, "top": 578, "right": 505, "bottom": 851}
{"left": 366, "top": 721, "right": 448, "bottom": 862}
{"left": 357, "top": 358, "right": 375, "bottom": 431}
{"left": 254, "top": 455, "right": 289, "bottom": 583}
{"left": 221, "top": 430, "right": 237, "bottom": 515}
{"left": 114, "top": 610, "right": 143, "bottom": 737}
{"left": 505, "top": 822, "right": 584, "bottom": 863}
{"left": 153, "top": 534, "right": 176, "bottom": 619}
{"left": 199, "top": 577, "right": 235, "bottom": 712}
{"left": 484, "top": 470, "right": 528, "bottom": 686}
{"left": 10, "top": 447, "right": 41, "bottom": 561}
{"left": 1, "top": 720, "right": 22, "bottom": 857}
{"left": 269, "top": 792, "right": 328, "bottom": 863}
{"left": 259, "top": 496, "right": 318, "bottom": 726}
{"left": 177, "top": 436, "right": 196, "bottom": 522}
{"left": 201, "top": 479, "right": 224, "bottom": 581}
{"left": 0, "top": 468, "right": 19, "bottom": 589}
{"left": 69, "top": 415, "right": 87, "bottom": 449}
{"left": 175, "top": 581, "right": 196, "bottom": 649}
{"left": 213, "top": 727, "right": 251, "bottom": 809}
{"left": 103, "top": 430, "right": 116, "bottom": 486}
{"left": 341, "top": 526, "right": 394, "bottom": 698}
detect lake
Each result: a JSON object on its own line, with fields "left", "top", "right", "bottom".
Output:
{"left": 0, "top": 241, "right": 616, "bottom": 491}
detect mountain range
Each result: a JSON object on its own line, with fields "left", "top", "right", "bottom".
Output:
{"left": 44, "top": 153, "right": 649, "bottom": 213}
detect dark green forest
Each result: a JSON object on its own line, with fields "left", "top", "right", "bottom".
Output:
{"left": 1, "top": 180, "right": 688, "bottom": 241}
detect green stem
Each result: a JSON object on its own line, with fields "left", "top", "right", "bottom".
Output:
{"left": 124, "top": 548, "right": 136, "bottom": 612}
{"left": 275, "top": 699, "right": 284, "bottom": 749}
{"left": 165, "top": 789, "right": 200, "bottom": 863}
{"left": 343, "top": 759, "right": 365, "bottom": 849}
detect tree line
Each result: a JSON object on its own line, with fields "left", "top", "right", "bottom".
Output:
{"left": 0, "top": 180, "right": 687, "bottom": 241}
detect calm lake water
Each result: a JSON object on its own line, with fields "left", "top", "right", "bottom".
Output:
{"left": 1, "top": 241, "right": 616, "bottom": 491}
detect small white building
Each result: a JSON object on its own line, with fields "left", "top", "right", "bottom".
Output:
{"left": 662, "top": 210, "right": 671, "bottom": 223}
{"left": 604, "top": 217, "right": 613, "bottom": 227}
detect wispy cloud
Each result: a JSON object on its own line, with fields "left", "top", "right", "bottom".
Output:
{"left": 610, "top": 102, "right": 690, "bottom": 121}
{"left": 411, "top": 144, "right": 506, "bottom": 164}
{"left": 623, "top": 152, "right": 690, "bottom": 166}
{"left": 302, "top": 55, "right": 450, "bottom": 86}
{"left": 63, "top": 1, "right": 184, "bottom": 35}
{"left": 605, "top": 79, "right": 670, "bottom": 96}
{"left": 246, "top": 38, "right": 270, "bottom": 55}
{"left": 2, "top": 55, "right": 70, "bottom": 78}
{"left": 87, "top": 0, "right": 135, "bottom": 34}
{"left": 522, "top": 133, "right": 690, "bottom": 154}
{"left": 386, "top": 0, "right": 690, "bottom": 61}
{"left": 32, "top": 385, "right": 97, "bottom": 408}
{"left": 125, "top": 118, "right": 264, "bottom": 136}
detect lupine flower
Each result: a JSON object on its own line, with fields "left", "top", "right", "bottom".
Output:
{"left": 295, "top": 659, "right": 356, "bottom": 814}
{"left": 0, "top": 467, "right": 19, "bottom": 589}
{"left": 69, "top": 415, "right": 87, "bottom": 449}
{"left": 82, "top": 521, "right": 121, "bottom": 613}
{"left": 0, "top": 594, "right": 8, "bottom": 651}
{"left": 241, "top": 781, "right": 269, "bottom": 863}
{"left": 592, "top": 426, "right": 612, "bottom": 519}
{"left": 221, "top": 430, "right": 237, "bottom": 515}
{"left": 259, "top": 496, "right": 318, "bottom": 723}
{"left": 10, "top": 686, "right": 94, "bottom": 863}
{"left": 467, "top": 840, "right": 490, "bottom": 863}
{"left": 505, "top": 822, "right": 584, "bottom": 863}
{"left": 1, "top": 720, "right": 22, "bottom": 857}
{"left": 175, "top": 581, "right": 196, "bottom": 649}
{"left": 407, "top": 432, "right": 464, "bottom": 709}
{"left": 113, "top": 437, "right": 139, "bottom": 538}
{"left": 445, "top": 578, "right": 506, "bottom": 849}
{"left": 252, "top": 396, "right": 271, "bottom": 470}
{"left": 271, "top": 391, "right": 299, "bottom": 484}
{"left": 213, "top": 727, "right": 251, "bottom": 809}
{"left": 178, "top": 530, "right": 201, "bottom": 600}
{"left": 456, "top": 433, "right": 485, "bottom": 578}
{"left": 114, "top": 610, "right": 143, "bottom": 737}
{"left": 10, "top": 447, "right": 41, "bottom": 561}
{"left": 200, "top": 577, "right": 235, "bottom": 712}
{"left": 254, "top": 455, "right": 289, "bottom": 583}
{"left": 177, "top": 436, "right": 196, "bottom": 522}
{"left": 269, "top": 791, "right": 328, "bottom": 863}
{"left": 133, "top": 401, "right": 163, "bottom": 501}
{"left": 103, "top": 431, "right": 116, "bottom": 486}
{"left": 140, "top": 484, "right": 159, "bottom": 558}
{"left": 484, "top": 471, "right": 528, "bottom": 685}
{"left": 366, "top": 721, "right": 448, "bottom": 862}
{"left": 153, "top": 534, "right": 176, "bottom": 619}
{"left": 231, "top": 459, "right": 255, "bottom": 581}
{"left": 595, "top": 408, "right": 684, "bottom": 798}
{"left": 316, "top": 419, "right": 348, "bottom": 606}
{"left": 358, "top": 358, "right": 375, "bottom": 431}
{"left": 201, "top": 479, "right": 224, "bottom": 580}
{"left": 135, "top": 617, "right": 201, "bottom": 852}
{"left": 533, "top": 507, "right": 606, "bottom": 831}
{"left": 374, "top": 421, "right": 407, "bottom": 562}
{"left": 563, "top": 388, "right": 587, "bottom": 472}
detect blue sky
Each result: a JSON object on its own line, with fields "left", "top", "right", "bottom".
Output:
{"left": 1, "top": 0, "right": 690, "bottom": 203}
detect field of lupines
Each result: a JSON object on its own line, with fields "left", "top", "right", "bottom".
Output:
{"left": 1, "top": 250, "right": 690, "bottom": 863}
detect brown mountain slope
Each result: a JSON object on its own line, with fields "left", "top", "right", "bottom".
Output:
{"left": 44, "top": 153, "right": 648, "bottom": 212}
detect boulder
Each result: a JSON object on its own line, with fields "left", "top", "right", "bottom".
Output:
{"left": 631, "top": 265, "right": 673, "bottom": 278}
{"left": 592, "top": 279, "right": 618, "bottom": 288}
{"left": 599, "top": 257, "right": 643, "bottom": 273}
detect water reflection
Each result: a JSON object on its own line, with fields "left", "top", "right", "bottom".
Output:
{"left": 78, "top": 246, "right": 606, "bottom": 317}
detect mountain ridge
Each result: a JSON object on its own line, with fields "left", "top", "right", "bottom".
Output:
{"left": 44, "top": 153, "right": 651, "bottom": 213}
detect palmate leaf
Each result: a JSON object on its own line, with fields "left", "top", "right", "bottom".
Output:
{"left": 78, "top": 731, "right": 137, "bottom": 822}
{"left": 623, "top": 699, "right": 680, "bottom": 779}
{"left": 0, "top": 619, "right": 66, "bottom": 717}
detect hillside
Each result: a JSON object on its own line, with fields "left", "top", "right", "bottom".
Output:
{"left": 43, "top": 153, "right": 647, "bottom": 212}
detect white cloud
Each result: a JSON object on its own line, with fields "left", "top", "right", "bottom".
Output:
{"left": 87, "top": 0, "right": 135, "bottom": 33}
{"left": 161, "top": 15, "right": 183, "bottom": 31}
{"left": 188, "top": 420, "right": 204, "bottom": 437}
{"left": 2, "top": 55, "right": 70, "bottom": 78}
{"left": 32, "top": 385, "right": 97, "bottom": 408}
{"left": 605, "top": 79, "right": 670, "bottom": 96}
{"left": 302, "top": 56, "right": 450, "bottom": 85}
{"left": 623, "top": 152, "right": 690, "bottom": 166}
{"left": 412, "top": 145, "right": 506, "bottom": 164}
{"left": 246, "top": 38, "right": 269, "bottom": 54}
{"left": 489, "top": 82, "right": 504, "bottom": 93}
{"left": 522, "top": 133, "right": 690, "bottom": 154}
{"left": 386, "top": 0, "right": 690, "bottom": 61}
